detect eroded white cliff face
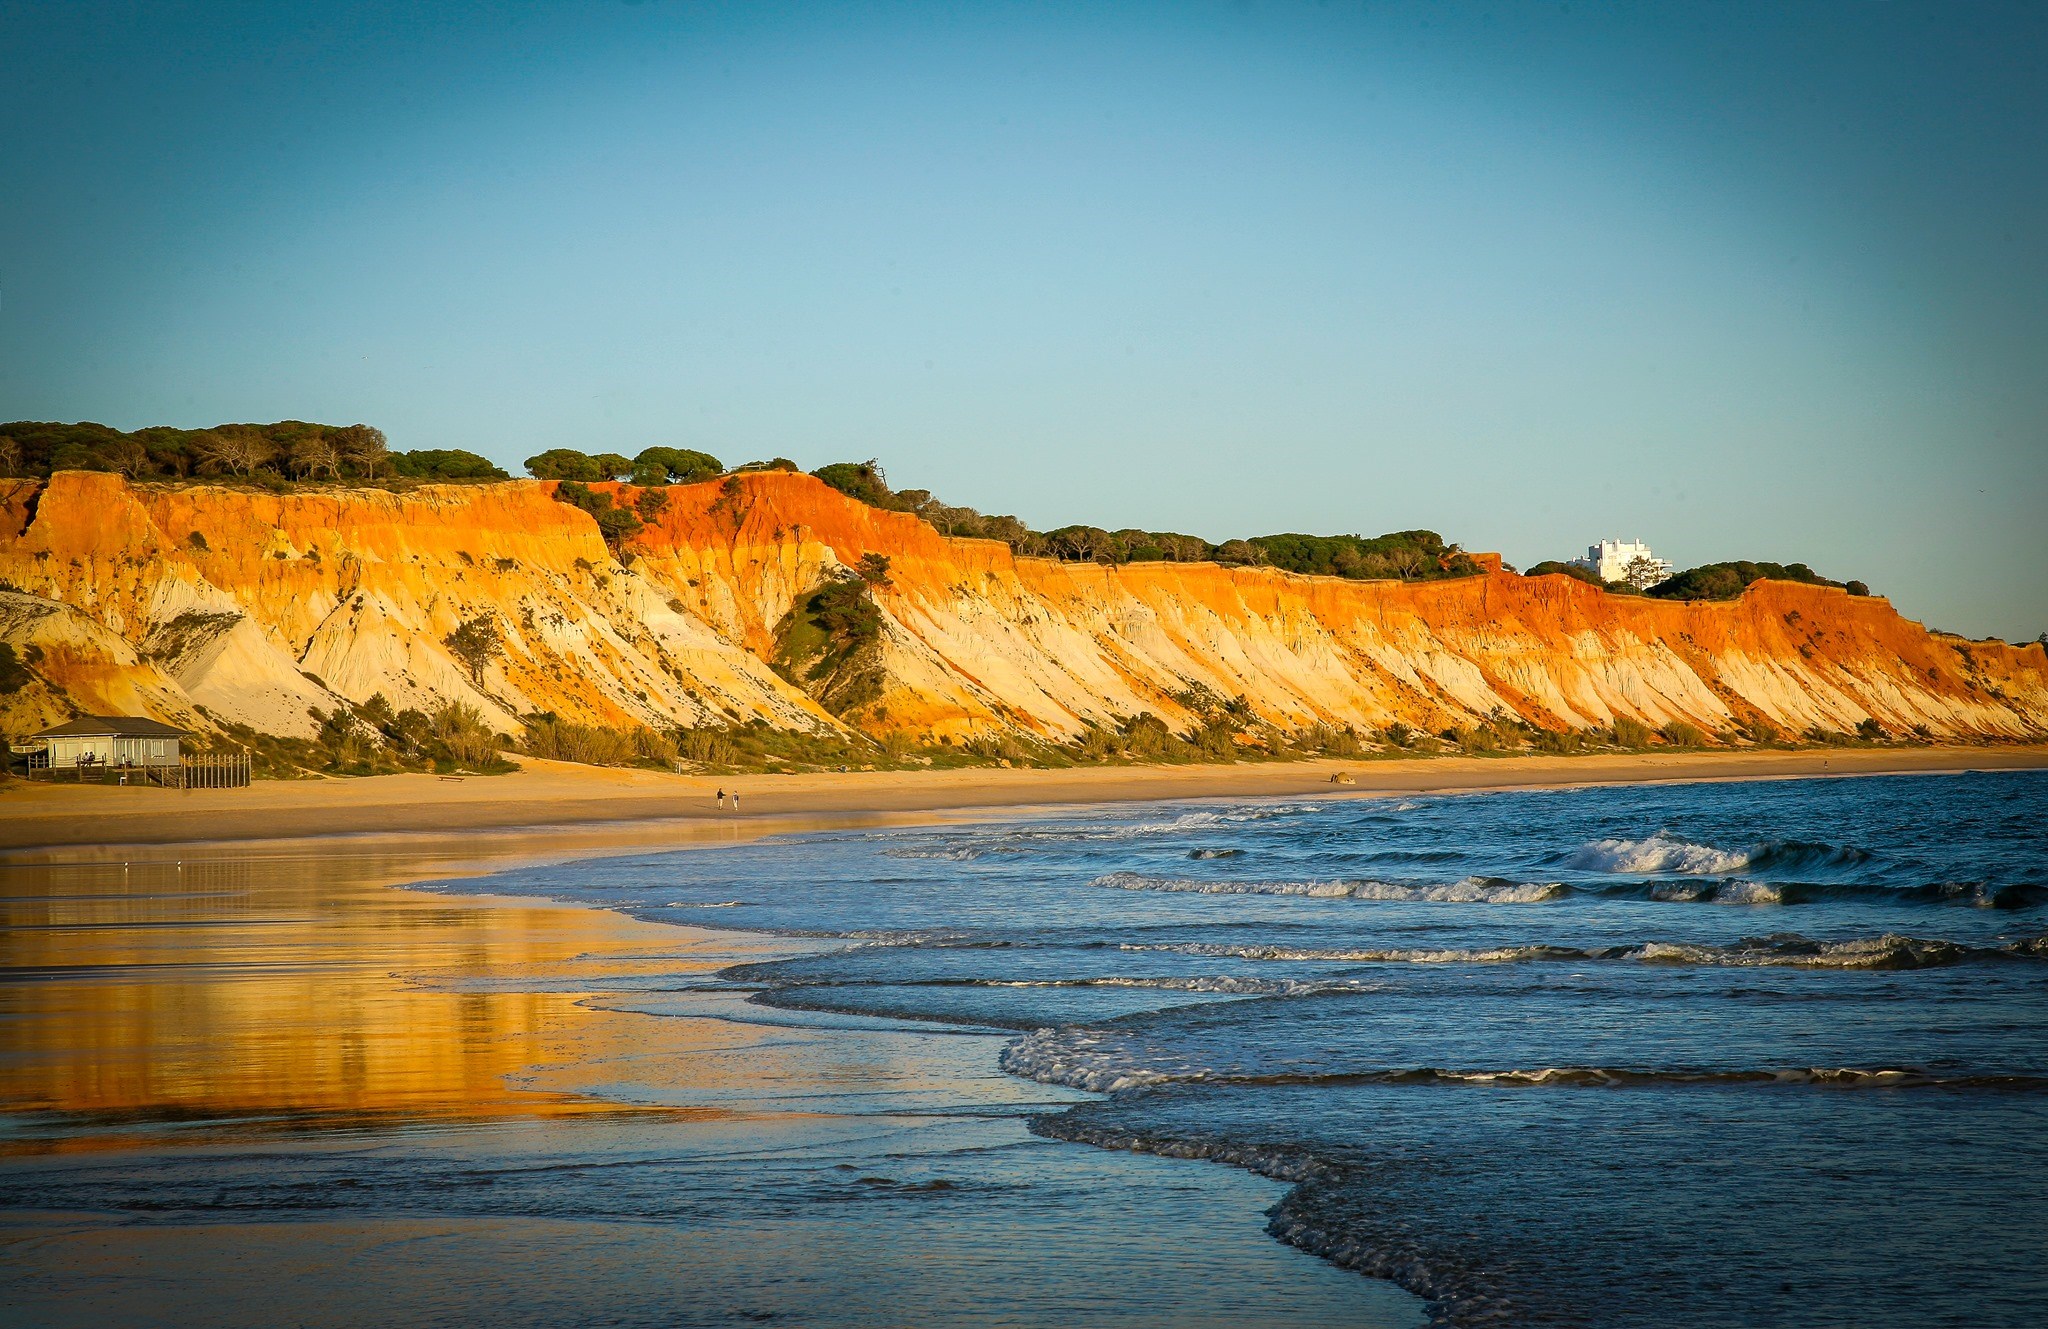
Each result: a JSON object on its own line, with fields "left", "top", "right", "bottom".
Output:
{"left": 1, "top": 471, "right": 2043, "bottom": 745}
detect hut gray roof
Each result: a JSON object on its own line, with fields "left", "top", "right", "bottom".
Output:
{"left": 30, "top": 716, "right": 187, "bottom": 739}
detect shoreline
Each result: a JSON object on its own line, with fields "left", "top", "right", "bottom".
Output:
{"left": 3, "top": 744, "right": 2045, "bottom": 856}
{"left": 0, "top": 792, "right": 1421, "bottom": 1327}
{"left": 9, "top": 754, "right": 2039, "bottom": 1325}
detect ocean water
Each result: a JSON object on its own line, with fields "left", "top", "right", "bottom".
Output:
{"left": 448, "top": 770, "right": 2048, "bottom": 1327}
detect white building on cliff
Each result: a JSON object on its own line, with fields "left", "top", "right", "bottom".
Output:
{"left": 1570, "top": 538, "right": 1674, "bottom": 589}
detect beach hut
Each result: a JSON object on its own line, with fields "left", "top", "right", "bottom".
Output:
{"left": 27, "top": 716, "right": 187, "bottom": 769}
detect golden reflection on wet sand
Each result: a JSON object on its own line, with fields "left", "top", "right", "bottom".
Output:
{"left": 0, "top": 818, "right": 1428, "bottom": 1329}
{"left": 0, "top": 829, "right": 826, "bottom": 1148}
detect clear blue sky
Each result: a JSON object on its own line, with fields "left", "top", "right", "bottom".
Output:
{"left": 4, "top": 1, "right": 2043, "bottom": 638}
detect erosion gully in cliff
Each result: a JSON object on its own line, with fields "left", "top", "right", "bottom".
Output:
{"left": 0, "top": 469, "right": 2043, "bottom": 744}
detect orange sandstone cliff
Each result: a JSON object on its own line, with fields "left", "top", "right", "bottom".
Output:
{"left": 1, "top": 470, "right": 2043, "bottom": 744}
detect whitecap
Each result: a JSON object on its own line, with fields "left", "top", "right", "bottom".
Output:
{"left": 1090, "top": 871, "right": 1570, "bottom": 904}
{"left": 1567, "top": 831, "right": 1753, "bottom": 875}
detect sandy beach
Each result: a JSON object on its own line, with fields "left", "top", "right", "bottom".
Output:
{"left": 4, "top": 750, "right": 2043, "bottom": 1325}
{"left": 5, "top": 745, "right": 2046, "bottom": 855}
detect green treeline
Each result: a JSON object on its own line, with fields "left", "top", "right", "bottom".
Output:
{"left": 1646, "top": 561, "right": 1869, "bottom": 602}
{"left": 525, "top": 445, "right": 735, "bottom": 486}
{"left": 0, "top": 420, "right": 505, "bottom": 485}
{"left": 0, "top": 422, "right": 1864, "bottom": 597}
{"left": 1524, "top": 558, "right": 1870, "bottom": 602}
{"left": 806, "top": 459, "right": 1481, "bottom": 580}
{"left": 1523, "top": 560, "right": 1608, "bottom": 587}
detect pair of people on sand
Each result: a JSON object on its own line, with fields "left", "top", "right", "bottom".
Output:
{"left": 714, "top": 787, "right": 741, "bottom": 813}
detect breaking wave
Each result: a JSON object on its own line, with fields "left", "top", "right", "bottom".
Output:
{"left": 1092, "top": 870, "right": 2045, "bottom": 910}
{"left": 1121, "top": 932, "right": 2047, "bottom": 970}
{"left": 1564, "top": 832, "right": 1756, "bottom": 875}
{"left": 1092, "top": 871, "right": 1571, "bottom": 903}
{"left": 1563, "top": 833, "right": 1883, "bottom": 878}
{"left": 880, "top": 803, "right": 1330, "bottom": 859}
{"left": 1001, "top": 1027, "right": 2048, "bottom": 1096}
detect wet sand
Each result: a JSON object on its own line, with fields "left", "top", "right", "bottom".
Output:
{"left": 0, "top": 826, "right": 1421, "bottom": 1327}
{"left": 4, "top": 744, "right": 2044, "bottom": 853}
{"left": 0, "top": 836, "right": 780, "bottom": 1142}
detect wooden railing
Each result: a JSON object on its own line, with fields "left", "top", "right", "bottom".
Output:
{"left": 175, "top": 752, "right": 252, "bottom": 789}
{"left": 8, "top": 749, "right": 252, "bottom": 787}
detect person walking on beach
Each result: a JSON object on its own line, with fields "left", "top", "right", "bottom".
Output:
{"left": 716, "top": 788, "right": 725, "bottom": 809}
{"left": 731, "top": 792, "right": 741, "bottom": 814}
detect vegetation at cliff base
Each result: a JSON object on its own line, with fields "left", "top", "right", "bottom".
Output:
{"left": 202, "top": 697, "right": 513, "bottom": 779}
{"left": 522, "top": 714, "right": 678, "bottom": 766}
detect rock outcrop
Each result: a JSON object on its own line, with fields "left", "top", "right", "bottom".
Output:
{"left": 1, "top": 470, "right": 2042, "bottom": 744}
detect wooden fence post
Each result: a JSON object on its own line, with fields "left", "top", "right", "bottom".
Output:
{"left": 177, "top": 750, "right": 250, "bottom": 790}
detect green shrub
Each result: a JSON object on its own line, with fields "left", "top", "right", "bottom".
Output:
{"left": 634, "top": 488, "right": 669, "bottom": 523}
{"left": 390, "top": 449, "right": 507, "bottom": 480}
{"left": 0, "top": 643, "right": 35, "bottom": 694}
{"left": 443, "top": 615, "right": 503, "bottom": 685}
{"left": 522, "top": 716, "right": 639, "bottom": 765}
{"left": 1611, "top": 716, "right": 1653, "bottom": 749}
{"left": 631, "top": 447, "right": 723, "bottom": 485}
{"left": 315, "top": 708, "right": 376, "bottom": 769}
{"left": 805, "top": 456, "right": 1483, "bottom": 583}
{"left": 1659, "top": 720, "right": 1707, "bottom": 747}
{"left": 1525, "top": 560, "right": 1604, "bottom": 586}
{"left": 553, "top": 481, "right": 643, "bottom": 549}
{"left": 0, "top": 418, "right": 394, "bottom": 484}
{"left": 1250, "top": 530, "right": 1480, "bottom": 581}
{"left": 812, "top": 460, "right": 896, "bottom": 507}
{"left": 1648, "top": 561, "right": 1850, "bottom": 602}
{"left": 676, "top": 727, "right": 740, "bottom": 765}
{"left": 434, "top": 702, "right": 503, "bottom": 767}
{"left": 633, "top": 726, "right": 679, "bottom": 763}
{"left": 1191, "top": 717, "right": 1239, "bottom": 762}
{"left": 963, "top": 732, "right": 1022, "bottom": 764}
{"left": 1530, "top": 727, "right": 1583, "bottom": 754}
{"left": 1291, "top": 723, "right": 1365, "bottom": 757}
{"left": 1452, "top": 724, "right": 1503, "bottom": 752}
{"left": 1072, "top": 723, "right": 1120, "bottom": 763}
{"left": 526, "top": 448, "right": 604, "bottom": 481}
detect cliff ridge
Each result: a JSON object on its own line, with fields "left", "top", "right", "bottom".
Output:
{"left": 1, "top": 470, "right": 2041, "bottom": 747}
